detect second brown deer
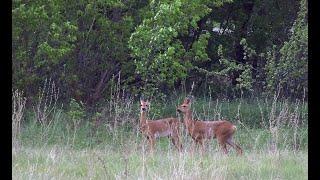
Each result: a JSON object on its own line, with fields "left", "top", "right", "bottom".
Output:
{"left": 139, "top": 98, "right": 182, "bottom": 152}
{"left": 177, "top": 96, "right": 243, "bottom": 155}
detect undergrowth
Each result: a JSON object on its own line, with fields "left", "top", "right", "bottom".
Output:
{"left": 12, "top": 88, "right": 308, "bottom": 179}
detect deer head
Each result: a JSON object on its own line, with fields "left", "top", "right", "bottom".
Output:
{"left": 140, "top": 97, "right": 150, "bottom": 112}
{"left": 177, "top": 96, "right": 193, "bottom": 113}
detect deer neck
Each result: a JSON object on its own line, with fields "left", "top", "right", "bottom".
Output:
{"left": 140, "top": 111, "right": 148, "bottom": 126}
{"left": 183, "top": 110, "right": 193, "bottom": 128}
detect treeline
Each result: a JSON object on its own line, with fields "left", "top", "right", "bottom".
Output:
{"left": 12, "top": 0, "right": 307, "bottom": 107}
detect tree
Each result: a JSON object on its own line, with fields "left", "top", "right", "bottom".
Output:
{"left": 265, "top": 0, "right": 307, "bottom": 97}
{"left": 128, "top": 0, "right": 231, "bottom": 96}
{"left": 12, "top": 0, "right": 78, "bottom": 100}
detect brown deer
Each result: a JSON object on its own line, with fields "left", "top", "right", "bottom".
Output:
{"left": 177, "top": 96, "right": 242, "bottom": 155}
{"left": 139, "top": 98, "right": 182, "bottom": 152}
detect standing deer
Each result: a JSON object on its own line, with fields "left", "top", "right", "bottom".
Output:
{"left": 139, "top": 98, "right": 182, "bottom": 152}
{"left": 177, "top": 96, "right": 243, "bottom": 155}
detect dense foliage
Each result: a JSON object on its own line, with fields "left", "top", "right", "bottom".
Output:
{"left": 12, "top": 0, "right": 307, "bottom": 107}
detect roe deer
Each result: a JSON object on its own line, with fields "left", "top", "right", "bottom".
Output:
{"left": 177, "top": 96, "right": 242, "bottom": 155}
{"left": 139, "top": 98, "right": 182, "bottom": 152}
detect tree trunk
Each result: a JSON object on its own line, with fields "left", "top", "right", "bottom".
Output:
{"left": 86, "top": 63, "right": 120, "bottom": 105}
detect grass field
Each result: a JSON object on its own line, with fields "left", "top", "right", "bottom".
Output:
{"left": 13, "top": 126, "right": 308, "bottom": 180}
{"left": 13, "top": 144, "right": 307, "bottom": 179}
{"left": 12, "top": 95, "right": 308, "bottom": 179}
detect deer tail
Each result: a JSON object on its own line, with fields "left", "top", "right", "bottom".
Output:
{"left": 232, "top": 125, "right": 237, "bottom": 131}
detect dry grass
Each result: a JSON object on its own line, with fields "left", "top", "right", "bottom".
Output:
{"left": 12, "top": 142, "right": 307, "bottom": 180}
{"left": 12, "top": 82, "right": 308, "bottom": 179}
{"left": 12, "top": 89, "right": 26, "bottom": 148}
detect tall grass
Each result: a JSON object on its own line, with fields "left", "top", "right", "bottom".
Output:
{"left": 12, "top": 144, "right": 307, "bottom": 179}
{"left": 12, "top": 89, "right": 26, "bottom": 148}
{"left": 12, "top": 80, "right": 308, "bottom": 179}
{"left": 16, "top": 95, "right": 307, "bottom": 148}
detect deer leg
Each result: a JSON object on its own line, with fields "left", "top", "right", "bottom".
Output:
{"left": 226, "top": 137, "right": 243, "bottom": 155}
{"left": 148, "top": 136, "right": 155, "bottom": 153}
{"left": 195, "top": 137, "right": 204, "bottom": 153}
{"left": 171, "top": 135, "right": 182, "bottom": 152}
{"left": 190, "top": 140, "right": 196, "bottom": 155}
{"left": 171, "top": 126, "right": 183, "bottom": 151}
{"left": 198, "top": 139, "right": 205, "bottom": 155}
{"left": 194, "top": 136, "right": 205, "bottom": 155}
{"left": 221, "top": 143, "right": 228, "bottom": 154}
{"left": 217, "top": 136, "right": 228, "bottom": 154}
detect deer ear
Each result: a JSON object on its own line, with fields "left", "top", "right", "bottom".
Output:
{"left": 140, "top": 94, "right": 145, "bottom": 101}
{"left": 140, "top": 95, "right": 145, "bottom": 103}
{"left": 184, "top": 97, "right": 191, "bottom": 104}
{"left": 187, "top": 95, "right": 194, "bottom": 103}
